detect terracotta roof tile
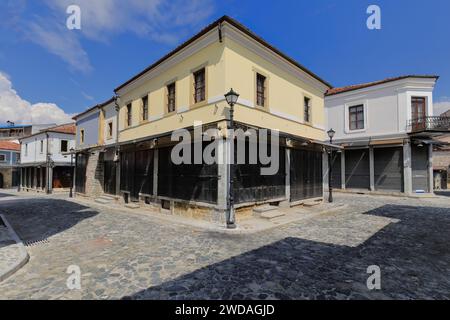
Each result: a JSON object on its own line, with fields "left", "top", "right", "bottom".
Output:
{"left": 46, "top": 123, "right": 76, "bottom": 134}
{"left": 0, "top": 141, "right": 20, "bottom": 151}
{"left": 326, "top": 75, "right": 439, "bottom": 96}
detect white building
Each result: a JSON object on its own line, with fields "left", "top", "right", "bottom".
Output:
{"left": 325, "top": 75, "right": 449, "bottom": 195}
{"left": 19, "top": 123, "right": 76, "bottom": 193}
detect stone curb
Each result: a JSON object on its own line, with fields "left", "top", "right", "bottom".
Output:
{"left": 0, "top": 214, "right": 30, "bottom": 282}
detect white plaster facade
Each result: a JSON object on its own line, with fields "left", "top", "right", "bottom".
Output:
{"left": 324, "top": 76, "right": 439, "bottom": 195}
{"left": 20, "top": 132, "right": 75, "bottom": 165}
{"left": 325, "top": 77, "right": 437, "bottom": 142}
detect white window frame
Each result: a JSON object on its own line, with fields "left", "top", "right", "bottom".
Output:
{"left": 344, "top": 100, "right": 368, "bottom": 134}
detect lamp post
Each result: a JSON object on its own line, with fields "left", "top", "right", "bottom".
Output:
{"left": 69, "top": 148, "right": 74, "bottom": 198}
{"left": 327, "top": 128, "right": 335, "bottom": 203}
{"left": 224, "top": 88, "right": 239, "bottom": 229}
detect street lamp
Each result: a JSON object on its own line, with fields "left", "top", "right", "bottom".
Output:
{"left": 69, "top": 148, "right": 75, "bottom": 198}
{"left": 327, "top": 128, "right": 335, "bottom": 203}
{"left": 224, "top": 88, "right": 239, "bottom": 229}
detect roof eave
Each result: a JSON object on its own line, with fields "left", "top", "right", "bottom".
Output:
{"left": 114, "top": 15, "right": 332, "bottom": 94}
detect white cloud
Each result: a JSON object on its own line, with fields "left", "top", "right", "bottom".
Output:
{"left": 3, "top": 0, "right": 214, "bottom": 73}
{"left": 0, "top": 72, "right": 73, "bottom": 125}
{"left": 26, "top": 19, "right": 93, "bottom": 73}
{"left": 434, "top": 98, "right": 450, "bottom": 116}
{"left": 44, "top": 0, "right": 214, "bottom": 45}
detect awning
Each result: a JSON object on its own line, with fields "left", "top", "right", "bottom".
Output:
{"left": 312, "top": 140, "right": 344, "bottom": 150}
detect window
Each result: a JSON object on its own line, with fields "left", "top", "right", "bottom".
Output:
{"left": 304, "top": 97, "right": 311, "bottom": 123}
{"left": 16, "top": 153, "right": 20, "bottom": 163}
{"left": 349, "top": 105, "right": 365, "bottom": 130}
{"left": 193, "top": 68, "right": 206, "bottom": 103}
{"left": 411, "top": 97, "right": 426, "bottom": 120}
{"left": 0, "top": 154, "right": 5, "bottom": 162}
{"left": 142, "top": 96, "right": 149, "bottom": 121}
{"left": 25, "top": 143, "right": 28, "bottom": 156}
{"left": 107, "top": 121, "right": 113, "bottom": 138}
{"left": 80, "top": 129, "right": 85, "bottom": 144}
{"left": 256, "top": 73, "right": 266, "bottom": 107}
{"left": 126, "top": 103, "right": 132, "bottom": 127}
{"left": 61, "top": 140, "right": 68, "bottom": 153}
{"left": 40, "top": 140, "right": 44, "bottom": 153}
{"left": 167, "top": 83, "right": 176, "bottom": 113}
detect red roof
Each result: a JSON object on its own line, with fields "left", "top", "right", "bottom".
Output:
{"left": 326, "top": 75, "right": 439, "bottom": 96}
{"left": 46, "top": 123, "right": 76, "bottom": 135}
{"left": 0, "top": 141, "right": 20, "bottom": 151}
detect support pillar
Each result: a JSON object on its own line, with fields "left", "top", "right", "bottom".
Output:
{"left": 33, "top": 167, "right": 37, "bottom": 190}
{"left": 322, "top": 149, "right": 329, "bottom": 191}
{"left": 115, "top": 151, "right": 121, "bottom": 196}
{"left": 341, "top": 150, "right": 346, "bottom": 189}
{"left": 403, "top": 140, "right": 413, "bottom": 194}
{"left": 369, "top": 146, "right": 375, "bottom": 191}
{"left": 153, "top": 149, "right": 158, "bottom": 197}
{"left": 428, "top": 143, "right": 434, "bottom": 193}
{"left": 47, "top": 166, "right": 53, "bottom": 194}
{"left": 281, "top": 148, "right": 291, "bottom": 207}
{"left": 216, "top": 138, "right": 228, "bottom": 219}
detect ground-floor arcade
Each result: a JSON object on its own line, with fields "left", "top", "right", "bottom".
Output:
{"left": 74, "top": 123, "right": 329, "bottom": 223}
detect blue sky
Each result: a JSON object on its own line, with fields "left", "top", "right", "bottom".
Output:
{"left": 0, "top": 0, "right": 449, "bottom": 124}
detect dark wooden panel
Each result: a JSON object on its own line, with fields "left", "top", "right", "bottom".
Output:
{"left": 158, "top": 144, "right": 218, "bottom": 204}
{"left": 412, "top": 144, "right": 429, "bottom": 192}
{"left": 75, "top": 153, "right": 87, "bottom": 193}
{"left": 233, "top": 142, "right": 286, "bottom": 204}
{"left": 330, "top": 152, "right": 341, "bottom": 189}
{"left": 103, "top": 160, "right": 117, "bottom": 195}
{"left": 290, "top": 147, "right": 323, "bottom": 201}
{"left": 374, "top": 147, "right": 404, "bottom": 191}
{"left": 345, "top": 149, "right": 370, "bottom": 189}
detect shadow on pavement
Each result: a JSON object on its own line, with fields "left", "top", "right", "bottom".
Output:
{"left": 435, "top": 191, "right": 450, "bottom": 197}
{"left": 125, "top": 204, "right": 450, "bottom": 300}
{"left": 0, "top": 198, "right": 98, "bottom": 248}
{"left": 0, "top": 193, "right": 16, "bottom": 198}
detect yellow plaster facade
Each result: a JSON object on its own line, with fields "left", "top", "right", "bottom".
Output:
{"left": 115, "top": 21, "right": 328, "bottom": 144}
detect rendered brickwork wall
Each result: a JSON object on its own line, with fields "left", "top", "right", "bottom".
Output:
{"left": 0, "top": 167, "right": 12, "bottom": 188}
{"left": 84, "top": 151, "right": 104, "bottom": 197}
{"left": 433, "top": 151, "right": 450, "bottom": 169}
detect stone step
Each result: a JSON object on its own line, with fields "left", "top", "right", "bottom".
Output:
{"left": 303, "top": 200, "right": 322, "bottom": 207}
{"left": 94, "top": 198, "right": 110, "bottom": 205}
{"left": 253, "top": 205, "right": 278, "bottom": 214}
{"left": 98, "top": 195, "right": 116, "bottom": 201}
{"left": 125, "top": 203, "right": 140, "bottom": 209}
{"left": 260, "top": 210, "right": 286, "bottom": 220}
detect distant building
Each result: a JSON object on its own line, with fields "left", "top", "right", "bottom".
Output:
{"left": 0, "top": 124, "right": 32, "bottom": 140}
{"left": 73, "top": 97, "right": 117, "bottom": 196}
{"left": 0, "top": 141, "right": 20, "bottom": 188}
{"left": 0, "top": 123, "right": 56, "bottom": 141}
{"left": 19, "top": 123, "right": 76, "bottom": 193}
{"left": 325, "top": 75, "right": 450, "bottom": 195}
{"left": 433, "top": 110, "right": 450, "bottom": 190}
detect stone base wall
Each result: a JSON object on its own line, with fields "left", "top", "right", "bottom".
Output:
{"left": 116, "top": 192, "right": 227, "bottom": 223}
{"left": 84, "top": 151, "right": 104, "bottom": 197}
{"left": 0, "top": 167, "right": 13, "bottom": 189}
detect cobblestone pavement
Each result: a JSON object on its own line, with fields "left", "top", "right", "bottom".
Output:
{"left": 0, "top": 190, "right": 449, "bottom": 300}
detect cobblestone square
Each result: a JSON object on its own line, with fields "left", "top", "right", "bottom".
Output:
{"left": 0, "top": 191, "right": 449, "bottom": 300}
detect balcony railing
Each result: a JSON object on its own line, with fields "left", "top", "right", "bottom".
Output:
{"left": 408, "top": 116, "right": 450, "bottom": 133}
